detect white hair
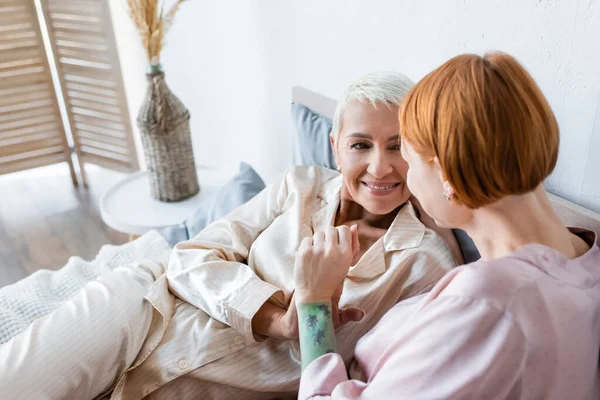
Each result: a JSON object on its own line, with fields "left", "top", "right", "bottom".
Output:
{"left": 331, "top": 71, "right": 415, "bottom": 140}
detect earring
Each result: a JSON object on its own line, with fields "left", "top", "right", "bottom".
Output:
{"left": 443, "top": 181, "right": 455, "bottom": 201}
{"left": 337, "top": 165, "right": 341, "bottom": 173}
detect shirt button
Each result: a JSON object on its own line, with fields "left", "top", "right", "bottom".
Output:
{"left": 234, "top": 336, "right": 244, "bottom": 345}
{"left": 178, "top": 359, "right": 189, "bottom": 370}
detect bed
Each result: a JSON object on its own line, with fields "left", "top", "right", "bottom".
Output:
{"left": 1, "top": 86, "right": 599, "bottom": 347}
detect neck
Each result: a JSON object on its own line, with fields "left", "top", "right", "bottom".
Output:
{"left": 462, "top": 185, "right": 578, "bottom": 260}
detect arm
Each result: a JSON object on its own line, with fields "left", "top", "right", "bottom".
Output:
{"left": 298, "top": 296, "right": 526, "bottom": 399}
{"left": 294, "top": 225, "right": 359, "bottom": 368}
{"left": 166, "top": 169, "right": 290, "bottom": 342}
{"left": 297, "top": 301, "right": 337, "bottom": 370}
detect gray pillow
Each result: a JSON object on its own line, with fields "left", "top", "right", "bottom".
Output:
{"left": 158, "top": 222, "right": 189, "bottom": 248}
{"left": 158, "top": 162, "right": 266, "bottom": 247}
{"left": 204, "top": 162, "right": 266, "bottom": 224}
{"left": 291, "top": 102, "right": 337, "bottom": 170}
{"left": 452, "top": 229, "right": 481, "bottom": 263}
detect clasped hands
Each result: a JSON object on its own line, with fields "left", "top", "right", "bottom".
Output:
{"left": 252, "top": 225, "right": 365, "bottom": 340}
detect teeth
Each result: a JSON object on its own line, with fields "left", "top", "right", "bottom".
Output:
{"left": 367, "top": 183, "right": 396, "bottom": 190}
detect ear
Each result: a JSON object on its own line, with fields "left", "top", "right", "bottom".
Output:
{"left": 330, "top": 135, "right": 340, "bottom": 166}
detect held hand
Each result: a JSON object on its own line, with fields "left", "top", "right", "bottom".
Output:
{"left": 278, "top": 295, "right": 299, "bottom": 339}
{"left": 252, "top": 300, "right": 296, "bottom": 340}
{"left": 294, "top": 225, "right": 360, "bottom": 304}
{"left": 331, "top": 285, "right": 364, "bottom": 328}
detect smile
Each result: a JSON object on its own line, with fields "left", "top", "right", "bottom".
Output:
{"left": 362, "top": 181, "right": 401, "bottom": 196}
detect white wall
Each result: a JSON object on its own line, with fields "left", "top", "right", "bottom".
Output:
{"left": 110, "top": 0, "right": 292, "bottom": 180}
{"left": 108, "top": 0, "right": 148, "bottom": 170}
{"left": 112, "top": 0, "right": 600, "bottom": 212}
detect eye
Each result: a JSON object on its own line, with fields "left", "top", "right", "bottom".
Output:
{"left": 388, "top": 144, "right": 401, "bottom": 152}
{"left": 350, "top": 142, "right": 371, "bottom": 150}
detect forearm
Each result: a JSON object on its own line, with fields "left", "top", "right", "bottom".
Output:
{"left": 297, "top": 300, "right": 337, "bottom": 370}
{"left": 166, "top": 169, "right": 291, "bottom": 317}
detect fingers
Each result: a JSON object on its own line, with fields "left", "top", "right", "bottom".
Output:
{"left": 331, "top": 301, "right": 341, "bottom": 327}
{"left": 311, "top": 226, "right": 356, "bottom": 254}
{"left": 350, "top": 224, "right": 360, "bottom": 257}
{"left": 288, "top": 294, "right": 297, "bottom": 318}
{"left": 338, "top": 307, "right": 365, "bottom": 326}
{"left": 325, "top": 226, "right": 339, "bottom": 247}
{"left": 313, "top": 231, "right": 325, "bottom": 252}
{"left": 337, "top": 225, "right": 352, "bottom": 253}
{"left": 299, "top": 237, "right": 312, "bottom": 251}
{"left": 296, "top": 237, "right": 313, "bottom": 266}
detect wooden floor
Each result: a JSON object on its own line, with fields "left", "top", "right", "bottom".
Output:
{"left": 0, "top": 163, "right": 129, "bottom": 288}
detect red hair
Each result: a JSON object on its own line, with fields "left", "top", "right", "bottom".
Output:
{"left": 400, "top": 52, "right": 559, "bottom": 208}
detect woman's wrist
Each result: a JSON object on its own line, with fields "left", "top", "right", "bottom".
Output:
{"left": 294, "top": 290, "right": 331, "bottom": 306}
{"left": 297, "top": 300, "right": 337, "bottom": 370}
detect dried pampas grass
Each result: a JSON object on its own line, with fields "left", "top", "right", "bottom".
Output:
{"left": 127, "top": 0, "right": 187, "bottom": 64}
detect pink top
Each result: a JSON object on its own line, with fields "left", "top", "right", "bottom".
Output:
{"left": 299, "top": 229, "right": 600, "bottom": 399}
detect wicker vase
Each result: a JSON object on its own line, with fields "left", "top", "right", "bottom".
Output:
{"left": 137, "top": 65, "right": 199, "bottom": 202}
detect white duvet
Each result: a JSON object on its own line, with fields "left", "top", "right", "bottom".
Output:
{"left": 0, "top": 230, "right": 172, "bottom": 345}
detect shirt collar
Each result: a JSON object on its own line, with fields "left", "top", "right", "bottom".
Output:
{"left": 347, "top": 202, "right": 426, "bottom": 278}
{"left": 383, "top": 201, "right": 426, "bottom": 252}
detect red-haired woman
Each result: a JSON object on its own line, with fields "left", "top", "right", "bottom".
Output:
{"left": 295, "top": 52, "right": 600, "bottom": 399}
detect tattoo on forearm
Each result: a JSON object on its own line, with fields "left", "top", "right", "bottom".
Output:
{"left": 313, "top": 329, "right": 325, "bottom": 345}
{"left": 317, "top": 304, "right": 331, "bottom": 317}
{"left": 298, "top": 301, "right": 337, "bottom": 370}
{"left": 306, "top": 314, "right": 318, "bottom": 330}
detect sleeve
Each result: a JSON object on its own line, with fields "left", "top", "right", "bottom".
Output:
{"left": 298, "top": 295, "right": 527, "bottom": 399}
{"left": 166, "top": 168, "right": 291, "bottom": 342}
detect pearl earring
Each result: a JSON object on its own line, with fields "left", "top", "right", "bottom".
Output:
{"left": 337, "top": 165, "right": 341, "bottom": 173}
{"left": 443, "top": 181, "right": 455, "bottom": 201}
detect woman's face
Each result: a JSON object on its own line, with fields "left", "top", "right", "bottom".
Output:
{"left": 400, "top": 139, "right": 472, "bottom": 228}
{"left": 331, "top": 101, "right": 411, "bottom": 215}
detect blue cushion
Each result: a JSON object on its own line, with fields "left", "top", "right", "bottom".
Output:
{"left": 158, "top": 222, "right": 190, "bottom": 248}
{"left": 204, "top": 162, "right": 266, "bottom": 227}
{"left": 158, "top": 162, "right": 266, "bottom": 247}
{"left": 291, "top": 102, "right": 337, "bottom": 170}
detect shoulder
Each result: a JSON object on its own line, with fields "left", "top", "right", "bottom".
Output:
{"left": 436, "top": 256, "right": 538, "bottom": 312}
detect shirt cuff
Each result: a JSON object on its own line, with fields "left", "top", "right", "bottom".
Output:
{"left": 299, "top": 353, "right": 347, "bottom": 400}
{"left": 227, "top": 277, "right": 283, "bottom": 342}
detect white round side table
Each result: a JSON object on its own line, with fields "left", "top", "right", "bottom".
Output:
{"left": 100, "top": 166, "right": 229, "bottom": 239}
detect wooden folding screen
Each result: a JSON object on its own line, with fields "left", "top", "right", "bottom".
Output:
{"left": 0, "top": 0, "right": 137, "bottom": 186}
{"left": 0, "top": 0, "right": 76, "bottom": 183}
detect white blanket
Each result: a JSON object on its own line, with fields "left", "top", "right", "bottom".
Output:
{"left": 0, "top": 230, "right": 172, "bottom": 345}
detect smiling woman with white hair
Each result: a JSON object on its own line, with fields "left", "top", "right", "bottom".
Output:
{"left": 0, "top": 72, "right": 458, "bottom": 400}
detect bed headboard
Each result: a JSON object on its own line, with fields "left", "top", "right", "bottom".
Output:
{"left": 292, "top": 85, "right": 600, "bottom": 245}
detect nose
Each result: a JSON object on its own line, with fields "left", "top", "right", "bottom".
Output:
{"left": 366, "top": 150, "right": 393, "bottom": 178}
